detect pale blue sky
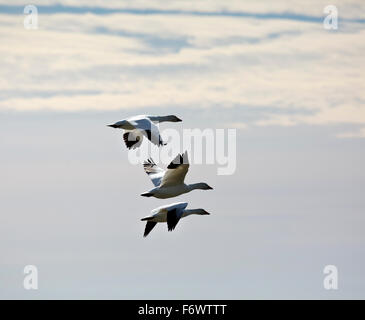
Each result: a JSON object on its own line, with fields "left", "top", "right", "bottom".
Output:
{"left": 1, "top": 1, "right": 365, "bottom": 299}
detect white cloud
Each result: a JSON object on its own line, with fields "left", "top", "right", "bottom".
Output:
{"left": 224, "top": 122, "right": 249, "bottom": 130}
{"left": 0, "top": 2, "right": 364, "bottom": 134}
{"left": 1, "top": 0, "right": 365, "bottom": 19}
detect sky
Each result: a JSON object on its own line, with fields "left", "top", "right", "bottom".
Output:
{"left": 1, "top": 0, "right": 365, "bottom": 299}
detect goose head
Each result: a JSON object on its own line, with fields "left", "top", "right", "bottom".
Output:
{"left": 166, "top": 115, "right": 182, "bottom": 122}
{"left": 196, "top": 209, "right": 210, "bottom": 215}
{"left": 197, "top": 183, "right": 213, "bottom": 190}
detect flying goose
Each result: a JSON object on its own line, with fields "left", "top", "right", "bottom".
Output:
{"left": 141, "top": 202, "right": 210, "bottom": 237}
{"left": 108, "top": 115, "right": 182, "bottom": 149}
{"left": 141, "top": 151, "right": 213, "bottom": 199}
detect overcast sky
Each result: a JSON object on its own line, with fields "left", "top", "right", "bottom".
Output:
{"left": 1, "top": 0, "right": 365, "bottom": 299}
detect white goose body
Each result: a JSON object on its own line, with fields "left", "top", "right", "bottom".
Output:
{"left": 108, "top": 114, "right": 181, "bottom": 149}
{"left": 141, "top": 202, "right": 210, "bottom": 237}
{"left": 143, "top": 184, "right": 190, "bottom": 199}
{"left": 141, "top": 151, "right": 213, "bottom": 199}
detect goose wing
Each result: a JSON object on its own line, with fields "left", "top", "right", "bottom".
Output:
{"left": 131, "top": 118, "right": 165, "bottom": 146}
{"left": 145, "top": 115, "right": 162, "bottom": 123}
{"left": 144, "top": 221, "right": 157, "bottom": 237}
{"left": 160, "top": 151, "right": 189, "bottom": 187}
{"left": 123, "top": 130, "right": 143, "bottom": 149}
{"left": 166, "top": 207, "right": 184, "bottom": 232}
{"left": 143, "top": 158, "right": 165, "bottom": 187}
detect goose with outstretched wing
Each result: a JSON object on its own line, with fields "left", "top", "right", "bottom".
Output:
{"left": 108, "top": 114, "right": 182, "bottom": 149}
{"left": 141, "top": 202, "right": 210, "bottom": 237}
{"left": 141, "top": 151, "right": 213, "bottom": 199}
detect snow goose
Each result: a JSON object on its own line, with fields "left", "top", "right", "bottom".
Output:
{"left": 141, "top": 202, "right": 210, "bottom": 237}
{"left": 141, "top": 151, "right": 213, "bottom": 199}
{"left": 108, "top": 115, "right": 181, "bottom": 149}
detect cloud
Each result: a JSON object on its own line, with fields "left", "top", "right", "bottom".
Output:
{"left": 0, "top": 2, "right": 364, "bottom": 136}
{"left": 224, "top": 122, "right": 249, "bottom": 130}
{"left": 1, "top": 0, "right": 365, "bottom": 20}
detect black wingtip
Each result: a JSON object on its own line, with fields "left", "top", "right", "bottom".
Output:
{"left": 123, "top": 132, "right": 141, "bottom": 149}
{"left": 143, "top": 158, "right": 155, "bottom": 166}
{"left": 143, "top": 221, "right": 157, "bottom": 237}
{"left": 167, "top": 152, "right": 188, "bottom": 169}
{"left": 167, "top": 225, "right": 176, "bottom": 232}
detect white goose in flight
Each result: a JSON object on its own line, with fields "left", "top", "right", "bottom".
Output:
{"left": 141, "top": 202, "right": 210, "bottom": 237}
{"left": 108, "top": 115, "right": 181, "bottom": 149}
{"left": 141, "top": 151, "right": 213, "bottom": 199}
